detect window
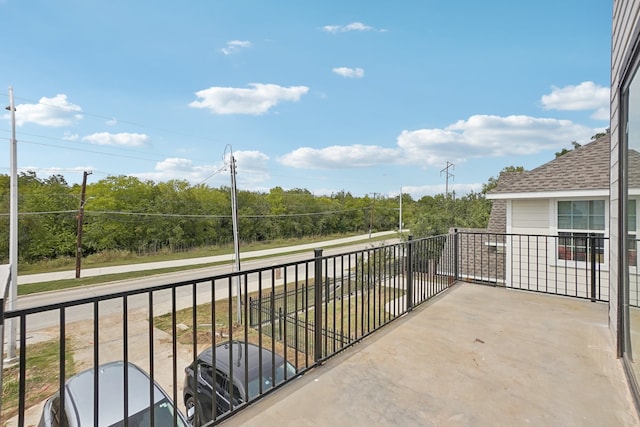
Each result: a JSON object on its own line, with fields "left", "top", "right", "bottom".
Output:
{"left": 199, "top": 363, "right": 214, "bottom": 387}
{"left": 215, "top": 370, "right": 241, "bottom": 402}
{"left": 557, "top": 200, "right": 605, "bottom": 262}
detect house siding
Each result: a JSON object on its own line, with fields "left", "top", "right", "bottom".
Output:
{"left": 511, "top": 200, "right": 549, "bottom": 232}
{"left": 612, "top": 0, "right": 640, "bottom": 352}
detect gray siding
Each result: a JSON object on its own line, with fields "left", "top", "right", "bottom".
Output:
{"left": 511, "top": 200, "right": 549, "bottom": 232}
{"left": 611, "top": 0, "right": 640, "bottom": 348}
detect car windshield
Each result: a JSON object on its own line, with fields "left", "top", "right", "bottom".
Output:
{"left": 108, "top": 399, "right": 188, "bottom": 427}
{"left": 246, "top": 362, "right": 296, "bottom": 400}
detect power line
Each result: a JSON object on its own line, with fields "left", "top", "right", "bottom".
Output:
{"left": 0, "top": 206, "right": 369, "bottom": 219}
{"left": 0, "top": 92, "right": 223, "bottom": 145}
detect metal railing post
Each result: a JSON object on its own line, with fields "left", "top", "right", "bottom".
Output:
{"left": 406, "top": 236, "right": 413, "bottom": 312}
{"left": 314, "top": 249, "right": 323, "bottom": 362}
{"left": 590, "top": 233, "right": 597, "bottom": 302}
{"left": 0, "top": 264, "right": 12, "bottom": 418}
{"left": 454, "top": 229, "right": 459, "bottom": 282}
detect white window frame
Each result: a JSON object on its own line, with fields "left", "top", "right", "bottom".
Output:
{"left": 550, "top": 198, "right": 609, "bottom": 270}
{"left": 628, "top": 199, "right": 638, "bottom": 271}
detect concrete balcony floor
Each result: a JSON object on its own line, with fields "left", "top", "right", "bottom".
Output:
{"left": 226, "top": 282, "right": 640, "bottom": 427}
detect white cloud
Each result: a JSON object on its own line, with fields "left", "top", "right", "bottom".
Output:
{"left": 540, "top": 81, "right": 609, "bottom": 119}
{"left": 279, "top": 144, "right": 400, "bottom": 169}
{"left": 322, "top": 22, "right": 374, "bottom": 33}
{"left": 221, "top": 40, "right": 252, "bottom": 55}
{"left": 332, "top": 67, "right": 364, "bottom": 78}
{"left": 106, "top": 118, "right": 118, "bottom": 126}
{"left": 63, "top": 132, "right": 79, "bottom": 141}
{"left": 279, "top": 114, "right": 596, "bottom": 169}
{"left": 136, "top": 150, "right": 270, "bottom": 187}
{"left": 189, "top": 83, "right": 309, "bottom": 115}
{"left": 232, "top": 150, "right": 270, "bottom": 185}
{"left": 136, "top": 158, "right": 216, "bottom": 183}
{"left": 22, "top": 165, "right": 92, "bottom": 177}
{"left": 591, "top": 107, "right": 610, "bottom": 121}
{"left": 394, "top": 183, "right": 483, "bottom": 199}
{"left": 82, "top": 132, "right": 149, "bottom": 146}
{"left": 13, "top": 94, "right": 83, "bottom": 127}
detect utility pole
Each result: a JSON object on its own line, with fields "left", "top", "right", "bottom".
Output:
{"left": 399, "top": 187, "right": 403, "bottom": 232}
{"left": 440, "top": 161, "right": 455, "bottom": 198}
{"left": 229, "top": 148, "right": 242, "bottom": 324}
{"left": 5, "top": 86, "right": 17, "bottom": 362}
{"left": 369, "top": 192, "right": 377, "bottom": 238}
{"left": 75, "top": 170, "right": 92, "bottom": 278}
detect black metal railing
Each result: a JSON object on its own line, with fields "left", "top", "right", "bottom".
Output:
{"left": 0, "top": 230, "right": 611, "bottom": 425}
{"left": 454, "top": 231, "right": 609, "bottom": 302}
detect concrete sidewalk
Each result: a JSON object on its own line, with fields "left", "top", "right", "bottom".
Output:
{"left": 225, "top": 283, "right": 639, "bottom": 427}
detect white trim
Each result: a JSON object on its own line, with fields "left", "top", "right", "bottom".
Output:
{"left": 488, "top": 189, "right": 609, "bottom": 200}
{"left": 485, "top": 241, "right": 506, "bottom": 247}
{"left": 505, "top": 200, "right": 512, "bottom": 287}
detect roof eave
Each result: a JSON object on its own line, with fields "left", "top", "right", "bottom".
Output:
{"left": 487, "top": 189, "right": 610, "bottom": 200}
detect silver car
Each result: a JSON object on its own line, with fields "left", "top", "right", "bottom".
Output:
{"left": 38, "top": 361, "right": 188, "bottom": 427}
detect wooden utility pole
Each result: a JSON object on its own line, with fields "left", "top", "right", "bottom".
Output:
{"left": 399, "top": 187, "right": 403, "bottom": 232}
{"left": 229, "top": 148, "right": 242, "bottom": 324}
{"left": 75, "top": 170, "right": 92, "bottom": 278}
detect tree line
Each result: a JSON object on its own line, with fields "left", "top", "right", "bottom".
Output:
{"left": 0, "top": 171, "right": 497, "bottom": 263}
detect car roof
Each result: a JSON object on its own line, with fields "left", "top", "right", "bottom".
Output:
{"left": 64, "top": 361, "right": 168, "bottom": 426}
{"left": 197, "top": 341, "right": 286, "bottom": 384}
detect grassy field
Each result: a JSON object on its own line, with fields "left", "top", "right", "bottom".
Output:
{"left": 1, "top": 338, "right": 75, "bottom": 422}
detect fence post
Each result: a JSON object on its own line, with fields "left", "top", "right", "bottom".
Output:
{"left": 406, "top": 235, "right": 413, "bottom": 312}
{"left": 454, "top": 228, "right": 459, "bottom": 282}
{"left": 589, "top": 233, "right": 596, "bottom": 302}
{"left": 0, "top": 264, "right": 12, "bottom": 418}
{"left": 314, "top": 249, "right": 323, "bottom": 362}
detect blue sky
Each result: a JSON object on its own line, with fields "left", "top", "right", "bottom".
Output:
{"left": 0, "top": 1, "right": 612, "bottom": 199}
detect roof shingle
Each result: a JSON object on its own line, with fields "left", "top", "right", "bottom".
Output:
{"left": 489, "top": 135, "right": 610, "bottom": 195}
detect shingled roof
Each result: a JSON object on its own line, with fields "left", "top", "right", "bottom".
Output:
{"left": 488, "top": 134, "right": 610, "bottom": 196}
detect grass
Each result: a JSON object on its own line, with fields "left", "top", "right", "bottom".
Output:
{"left": 153, "top": 288, "right": 304, "bottom": 367}
{"left": 153, "top": 279, "right": 406, "bottom": 363}
{"left": 1, "top": 338, "right": 75, "bottom": 422}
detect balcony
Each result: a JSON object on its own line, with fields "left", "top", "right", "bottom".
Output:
{"left": 229, "top": 282, "right": 638, "bottom": 426}
{"left": 1, "top": 232, "right": 639, "bottom": 426}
